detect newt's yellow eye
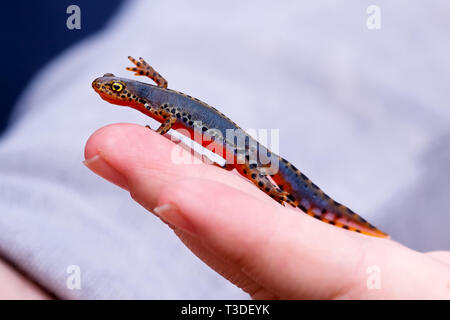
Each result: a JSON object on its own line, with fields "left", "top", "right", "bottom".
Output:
{"left": 111, "top": 82, "right": 124, "bottom": 92}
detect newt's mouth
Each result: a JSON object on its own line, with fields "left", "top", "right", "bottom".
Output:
{"left": 91, "top": 78, "right": 111, "bottom": 101}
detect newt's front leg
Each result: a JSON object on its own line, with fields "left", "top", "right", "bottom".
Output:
{"left": 156, "top": 116, "right": 177, "bottom": 135}
{"left": 126, "top": 56, "right": 168, "bottom": 88}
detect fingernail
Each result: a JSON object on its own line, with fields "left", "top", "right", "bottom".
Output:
{"left": 83, "top": 154, "right": 129, "bottom": 190}
{"left": 153, "top": 203, "right": 196, "bottom": 234}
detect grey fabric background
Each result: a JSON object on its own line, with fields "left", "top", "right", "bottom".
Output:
{"left": 0, "top": 0, "right": 448, "bottom": 298}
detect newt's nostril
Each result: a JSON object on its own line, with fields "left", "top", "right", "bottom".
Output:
{"left": 92, "top": 80, "right": 101, "bottom": 89}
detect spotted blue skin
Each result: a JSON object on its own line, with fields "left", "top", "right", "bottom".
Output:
{"left": 124, "top": 80, "right": 353, "bottom": 211}
{"left": 277, "top": 159, "right": 343, "bottom": 213}
{"left": 128, "top": 79, "right": 241, "bottom": 133}
{"left": 93, "top": 74, "right": 386, "bottom": 237}
{"left": 97, "top": 76, "right": 270, "bottom": 160}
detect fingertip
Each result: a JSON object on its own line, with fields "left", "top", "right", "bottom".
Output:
{"left": 84, "top": 123, "right": 141, "bottom": 160}
{"left": 83, "top": 123, "right": 165, "bottom": 191}
{"left": 83, "top": 154, "right": 130, "bottom": 190}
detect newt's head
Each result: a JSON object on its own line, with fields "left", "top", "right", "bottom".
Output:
{"left": 92, "top": 73, "right": 138, "bottom": 106}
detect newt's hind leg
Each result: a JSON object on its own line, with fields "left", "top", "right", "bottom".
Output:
{"left": 126, "top": 56, "right": 168, "bottom": 88}
{"left": 237, "top": 162, "right": 295, "bottom": 207}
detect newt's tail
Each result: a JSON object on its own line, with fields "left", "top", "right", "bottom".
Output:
{"left": 271, "top": 156, "right": 388, "bottom": 238}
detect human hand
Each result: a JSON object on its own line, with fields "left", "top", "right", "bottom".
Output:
{"left": 84, "top": 123, "right": 450, "bottom": 299}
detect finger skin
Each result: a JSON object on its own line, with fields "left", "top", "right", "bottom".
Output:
{"left": 157, "top": 179, "right": 367, "bottom": 299}
{"left": 85, "top": 123, "right": 281, "bottom": 298}
{"left": 0, "top": 258, "right": 51, "bottom": 299}
{"left": 427, "top": 251, "right": 450, "bottom": 266}
{"left": 85, "top": 123, "right": 274, "bottom": 208}
{"left": 157, "top": 180, "right": 450, "bottom": 300}
{"left": 85, "top": 123, "right": 450, "bottom": 299}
